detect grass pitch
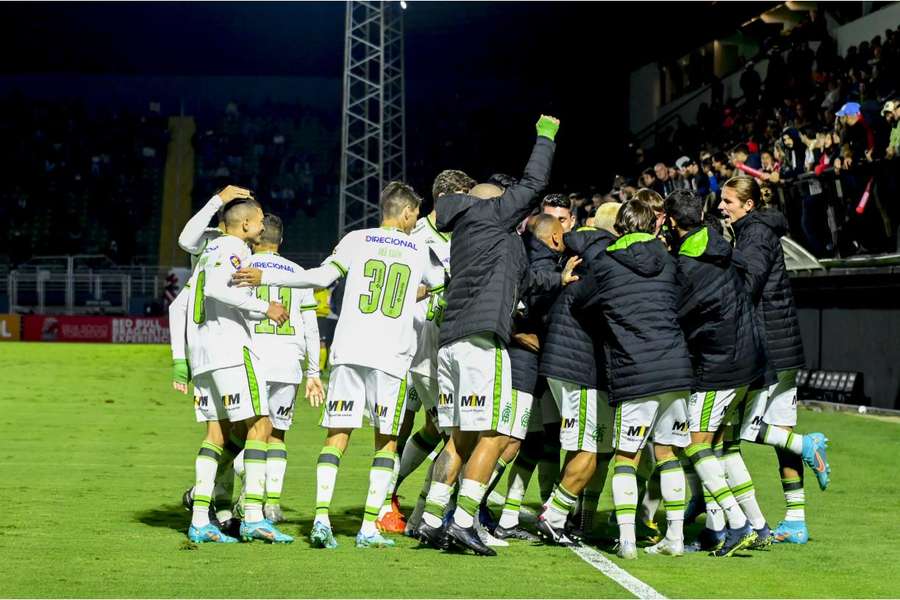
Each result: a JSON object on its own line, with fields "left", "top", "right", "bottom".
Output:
{"left": 2, "top": 342, "right": 899, "bottom": 598}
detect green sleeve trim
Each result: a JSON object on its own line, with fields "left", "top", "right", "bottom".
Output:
{"left": 300, "top": 304, "right": 319, "bottom": 311}
{"left": 428, "top": 284, "right": 446, "bottom": 295}
{"left": 328, "top": 260, "right": 348, "bottom": 277}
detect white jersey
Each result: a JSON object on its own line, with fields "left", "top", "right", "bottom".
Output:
{"left": 247, "top": 252, "right": 320, "bottom": 384}
{"left": 190, "top": 228, "right": 224, "bottom": 270}
{"left": 325, "top": 227, "right": 442, "bottom": 379}
{"left": 187, "top": 234, "right": 269, "bottom": 376}
{"left": 409, "top": 216, "right": 450, "bottom": 379}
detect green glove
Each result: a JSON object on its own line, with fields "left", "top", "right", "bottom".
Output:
{"left": 172, "top": 359, "right": 191, "bottom": 385}
{"left": 536, "top": 115, "right": 560, "bottom": 141}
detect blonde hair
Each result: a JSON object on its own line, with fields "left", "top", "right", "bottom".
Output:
{"left": 722, "top": 176, "right": 761, "bottom": 208}
{"left": 593, "top": 202, "right": 622, "bottom": 234}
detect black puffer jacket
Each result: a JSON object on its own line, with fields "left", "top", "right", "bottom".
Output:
{"left": 732, "top": 210, "right": 805, "bottom": 371}
{"left": 675, "top": 225, "right": 766, "bottom": 391}
{"left": 581, "top": 233, "right": 694, "bottom": 403}
{"left": 509, "top": 232, "right": 562, "bottom": 394}
{"left": 436, "top": 136, "right": 555, "bottom": 347}
{"left": 539, "top": 228, "right": 614, "bottom": 390}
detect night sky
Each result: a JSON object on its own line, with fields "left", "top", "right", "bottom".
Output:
{"left": 1, "top": 1, "right": 769, "bottom": 191}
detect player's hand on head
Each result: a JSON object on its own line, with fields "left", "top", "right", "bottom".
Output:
{"left": 416, "top": 284, "right": 429, "bottom": 302}
{"left": 306, "top": 377, "right": 325, "bottom": 407}
{"left": 561, "top": 255, "right": 581, "bottom": 286}
{"left": 266, "top": 302, "right": 289, "bottom": 325}
{"left": 232, "top": 267, "right": 262, "bottom": 287}
{"left": 217, "top": 185, "right": 253, "bottom": 204}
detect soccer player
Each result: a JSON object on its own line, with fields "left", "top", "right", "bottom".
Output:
{"left": 186, "top": 198, "right": 292, "bottom": 543}
{"left": 535, "top": 220, "right": 616, "bottom": 546}
{"left": 719, "top": 176, "right": 830, "bottom": 545}
{"left": 383, "top": 170, "right": 476, "bottom": 536}
{"left": 416, "top": 115, "right": 563, "bottom": 556}
{"left": 576, "top": 198, "right": 695, "bottom": 560}
{"left": 233, "top": 182, "right": 444, "bottom": 549}
{"left": 666, "top": 189, "right": 769, "bottom": 556}
{"left": 247, "top": 213, "right": 326, "bottom": 523}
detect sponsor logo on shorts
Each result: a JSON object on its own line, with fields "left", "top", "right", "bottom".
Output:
{"left": 194, "top": 396, "right": 208, "bottom": 408}
{"left": 562, "top": 417, "right": 577, "bottom": 430}
{"left": 327, "top": 400, "right": 354, "bottom": 414}
{"left": 671, "top": 420, "right": 688, "bottom": 432}
{"left": 438, "top": 393, "right": 453, "bottom": 407}
{"left": 222, "top": 394, "right": 241, "bottom": 408}
{"left": 500, "top": 404, "right": 511, "bottom": 424}
{"left": 276, "top": 404, "right": 293, "bottom": 417}
{"left": 374, "top": 404, "right": 389, "bottom": 418}
{"left": 624, "top": 425, "right": 648, "bottom": 441}
{"left": 751, "top": 415, "right": 763, "bottom": 427}
{"left": 460, "top": 394, "right": 486, "bottom": 408}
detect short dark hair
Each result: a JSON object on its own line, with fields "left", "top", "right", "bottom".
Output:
{"left": 381, "top": 181, "right": 422, "bottom": 219}
{"left": 641, "top": 167, "right": 657, "bottom": 180}
{"left": 432, "top": 169, "right": 475, "bottom": 201}
{"left": 664, "top": 190, "right": 704, "bottom": 230}
{"left": 222, "top": 198, "right": 262, "bottom": 228}
{"left": 732, "top": 143, "right": 751, "bottom": 157}
{"left": 258, "top": 213, "right": 284, "bottom": 246}
{"left": 541, "top": 193, "right": 573, "bottom": 211}
{"left": 615, "top": 198, "right": 657, "bottom": 235}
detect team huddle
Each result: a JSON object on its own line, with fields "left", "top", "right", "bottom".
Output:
{"left": 169, "top": 115, "right": 832, "bottom": 558}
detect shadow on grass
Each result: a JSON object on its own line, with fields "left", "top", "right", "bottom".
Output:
{"left": 135, "top": 503, "right": 188, "bottom": 533}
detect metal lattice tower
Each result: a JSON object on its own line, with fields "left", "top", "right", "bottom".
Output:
{"left": 338, "top": 0, "right": 406, "bottom": 236}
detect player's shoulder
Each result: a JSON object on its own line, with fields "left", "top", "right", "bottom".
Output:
{"left": 249, "top": 252, "right": 302, "bottom": 273}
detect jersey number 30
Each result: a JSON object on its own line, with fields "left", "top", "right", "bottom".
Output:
{"left": 358, "top": 259, "right": 411, "bottom": 319}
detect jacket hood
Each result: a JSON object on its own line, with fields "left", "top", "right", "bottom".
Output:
{"left": 734, "top": 208, "right": 790, "bottom": 237}
{"left": 677, "top": 226, "right": 732, "bottom": 264}
{"left": 563, "top": 227, "right": 615, "bottom": 256}
{"left": 606, "top": 232, "right": 666, "bottom": 277}
{"left": 435, "top": 193, "right": 478, "bottom": 233}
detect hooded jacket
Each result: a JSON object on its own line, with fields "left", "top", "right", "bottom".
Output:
{"left": 436, "top": 136, "right": 555, "bottom": 347}
{"left": 674, "top": 226, "right": 766, "bottom": 391}
{"left": 731, "top": 209, "right": 805, "bottom": 372}
{"left": 509, "top": 232, "right": 563, "bottom": 394}
{"left": 780, "top": 128, "right": 807, "bottom": 179}
{"left": 580, "top": 233, "right": 694, "bottom": 403}
{"left": 539, "top": 228, "right": 614, "bottom": 390}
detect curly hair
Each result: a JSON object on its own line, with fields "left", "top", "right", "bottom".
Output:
{"left": 432, "top": 169, "right": 476, "bottom": 201}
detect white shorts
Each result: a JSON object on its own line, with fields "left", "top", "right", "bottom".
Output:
{"left": 735, "top": 369, "right": 799, "bottom": 441}
{"left": 613, "top": 391, "right": 690, "bottom": 454}
{"left": 688, "top": 386, "right": 748, "bottom": 433}
{"left": 268, "top": 382, "right": 298, "bottom": 431}
{"left": 321, "top": 364, "right": 407, "bottom": 436}
{"left": 539, "top": 388, "right": 562, "bottom": 425}
{"left": 436, "top": 334, "right": 514, "bottom": 434}
{"left": 548, "top": 378, "right": 614, "bottom": 453}
{"left": 509, "top": 389, "right": 534, "bottom": 441}
{"left": 193, "top": 358, "right": 269, "bottom": 423}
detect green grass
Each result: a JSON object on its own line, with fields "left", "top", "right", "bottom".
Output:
{"left": 1, "top": 342, "right": 899, "bottom": 598}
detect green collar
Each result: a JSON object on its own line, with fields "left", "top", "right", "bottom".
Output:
{"left": 678, "top": 227, "right": 709, "bottom": 258}
{"left": 576, "top": 225, "right": 598, "bottom": 232}
{"left": 607, "top": 232, "right": 654, "bottom": 252}
{"left": 427, "top": 214, "right": 450, "bottom": 241}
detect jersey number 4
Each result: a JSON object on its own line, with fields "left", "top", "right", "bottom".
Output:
{"left": 358, "top": 259, "right": 411, "bottom": 319}
{"left": 255, "top": 286, "right": 296, "bottom": 335}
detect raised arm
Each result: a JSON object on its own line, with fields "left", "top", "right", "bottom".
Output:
{"left": 178, "top": 185, "right": 253, "bottom": 254}
{"left": 492, "top": 115, "right": 559, "bottom": 229}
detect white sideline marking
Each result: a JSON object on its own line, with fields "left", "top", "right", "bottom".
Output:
{"left": 569, "top": 544, "right": 668, "bottom": 599}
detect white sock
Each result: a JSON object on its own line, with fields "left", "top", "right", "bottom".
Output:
{"left": 315, "top": 446, "right": 343, "bottom": 527}
{"left": 265, "top": 441, "right": 287, "bottom": 507}
{"left": 422, "top": 481, "right": 453, "bottom": 528}
{"left": 360, "top": 450, "right": 396, "bottom": 536}
{"left": 233, "top": 449, "right": 245, "bottom": 480}
{"left": 658, "top": 458, "right": 686, "bottom": 543}
{"left": 191, "top": 441, "right": 222, "bottom": 528}
{"left": 782, "top": 476, "right": 806, "bottom": 522}
{"left": 721, "top": 445, "right": 768, "bottom": 529}
{"left": 688, "top": 443, "right": 747, "bottom": 529}
{"left": 705, "top": 493, "right": 726, "bottom": 531}
{"left": 541, "top": 482, "right": 577, "bottom": 529}
{"left": 761, "top": 424, "right": 803, "bottom": 455}
{"left": 378, "top": 458, "right": 401, "bottom": 519}
{"left": 612, "top": 461, "right": 638, "bottom": 544}
{"left": 243, "top": 440, "right": 268, "bottom": 523}
{"left": 453, "top": 478, "right": 487, "bottom": 529}
{"left": 498, "top": 455, "right": 536, "bottom": 529}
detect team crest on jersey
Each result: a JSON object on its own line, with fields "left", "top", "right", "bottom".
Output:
{"left": 229, "top": 255, "right": 242, "bottom": 270}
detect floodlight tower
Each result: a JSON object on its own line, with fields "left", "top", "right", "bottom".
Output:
{"left": 338, "top": 0, "right": 407, "bottom": 236}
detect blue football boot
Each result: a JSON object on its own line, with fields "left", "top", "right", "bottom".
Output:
{"left": 773, "top": 520, "right": 809, "bottom": 544}
{"left": 309, "top": 521, "right": 339, "bottom": 549}
{"left": 802, "top": 433, "right": 831, "bottom": 490}
{"left": 355, "top": 531, "right": 396, "bottom": 548}
{"left": 240, "top": 519, "right": 293, "bottom": 543}
{"left": 187, "top": 523, "right": 238, "bottom": 544}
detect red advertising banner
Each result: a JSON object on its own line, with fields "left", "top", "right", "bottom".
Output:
{"left": 0, "top": 314, "right": 21, "bottom": 341}
{"left": 22, "top": 315, "right": 170, "bottom": 344}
